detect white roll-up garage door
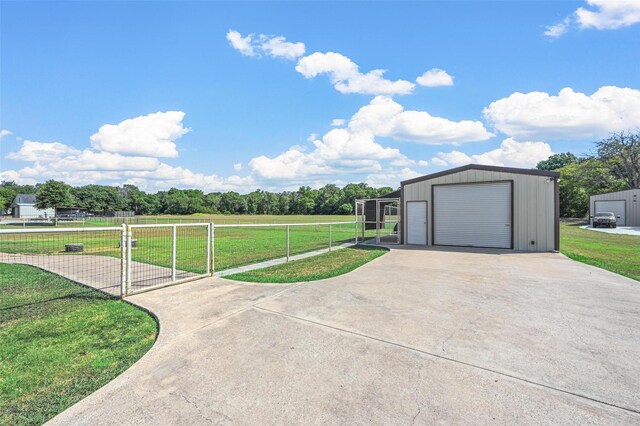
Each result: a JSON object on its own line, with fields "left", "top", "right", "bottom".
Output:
{"left": 595, "top": 200, "right": 626, "bottom": 225}
{"left": 433, "top": 182, "right": 512, "bottom": 248}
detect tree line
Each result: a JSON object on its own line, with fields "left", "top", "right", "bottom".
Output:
{"left": 0, "top": 180, "right": 394, "bottom": 216}
{"left": 536, "top": 131, "right": 640, "bottom": 217}
{"left": 2, "top": 131, "right": 637, "bottom": 218}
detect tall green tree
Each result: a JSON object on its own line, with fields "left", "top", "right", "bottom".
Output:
{"left": 593, "top": 131, "right": 640, "bottom": 189}
{"left": 35, "top": 180, "right": 75, "bottom": 210}
{"left": 72, "top": 185, "right": 127, "bottom": 213}
{"left": 159, "top": 188, "right": 206, "bottom": 214}
{"left": 0, "top": 181, "right": 37, "bottom": 211}
{"left": 122, "top": 184, "right": 158, "bottom": 214}
{"left": 218, "top": 191, "right": 247, "bottom": 214}
{"left": 536, "top": 153, "right": 578, "bottom": 171}
{"left": 557, "top": 160, "right": 626, "bottom": 217}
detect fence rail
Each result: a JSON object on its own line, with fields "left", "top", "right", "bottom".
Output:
{"left": 1, "top": 221, "right": 363, "bottom": 302}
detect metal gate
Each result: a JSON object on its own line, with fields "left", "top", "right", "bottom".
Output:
{"left": 123, "top": 223, "right": 213, "bottom": 295}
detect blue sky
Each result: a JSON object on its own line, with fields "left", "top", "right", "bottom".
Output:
{"left": 1, "top": 0, "right": 639, "bottom": 193}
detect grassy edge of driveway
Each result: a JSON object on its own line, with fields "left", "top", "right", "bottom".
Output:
{"left": 0, "top": 263, "right": 158, "bottom": 426}
{"left": 560, "top": 222, "right": 640, "bottom": 281}
{"left": 224, "top": 245, "right": 388, "bottom": 283}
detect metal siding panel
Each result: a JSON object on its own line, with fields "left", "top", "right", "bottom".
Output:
{"left": 404, "top": 170, "right": 556, "bottom": 250}
{"left": 528, "top": 178, "right": 536, "bottom": 250}
{"left": 590, "top": 189, "right": 640, "bottom": 226}
{"left": 434, "top": 182, "right": 512, "bottom": 248}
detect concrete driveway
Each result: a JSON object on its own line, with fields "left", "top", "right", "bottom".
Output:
{"left": 48, "top": 247, "right": 640, "bottom": 425}
{"left": 581, "top": 225, "right": 640, "bottom": 236}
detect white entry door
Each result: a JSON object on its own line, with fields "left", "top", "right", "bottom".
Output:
{"left": 595, "top": 200, "right": 626, "bottom": 225}
{"left": 406, "top": 201, "right": 427, "bottom": 245}
{"left": 433, "top": 182, "right": 512, "bottom": 248}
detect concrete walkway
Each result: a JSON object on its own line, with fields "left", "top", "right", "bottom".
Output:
{"left": 214, "top": 241, "right": 354, "bottom": 277}
{"left": 1, "top": 243, "right": 356, "bottom": 295}
{"left": 581, "top": 225, "right": 640, "bottom": 236}
{"left": 0, "top": 253, "right": 198, "bottom": 296}
{"left": 48, "top": 247, "right": 640, "bottom": 424}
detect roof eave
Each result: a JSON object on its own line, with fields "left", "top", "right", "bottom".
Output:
{"left": 401, "top": 164, "right": 560, "bottom": 186}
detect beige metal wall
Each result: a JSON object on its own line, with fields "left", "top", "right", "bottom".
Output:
{"left": 589, "top": 189, "right": 640, "bottom": 226}
{"left": 403, "top": 169, "right": 556, "bottom": 252}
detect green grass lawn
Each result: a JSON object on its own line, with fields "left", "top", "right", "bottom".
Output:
{"left": 224, "top": 245, "right": 388, "bottom": 283}
{"left": 0, "top": 221, "right": 381, "bottom": 273}
{"left": 0, "top": 264, "right": 158, "bottom": 425}
{"left": 560, "top": 222, "right": 640, "bottom": 281}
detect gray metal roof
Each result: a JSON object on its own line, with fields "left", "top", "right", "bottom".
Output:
{"left": 401, "top": 164, "right": 560, "bottom": 186}
{"left": 12, "top": 193, "right": 36, "bottom": 205}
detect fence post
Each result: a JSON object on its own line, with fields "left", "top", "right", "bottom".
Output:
{"left": 375, "top": 200, "right": 381, "bottom": 244}
{"left": 120, "top": 224, "right": 127, "bottom": 298}
{"left": 126, "top": 226, "right": 132, "bottom": 294}
{"left": 207, "top": 222, "right": 213, "bottom": 275}
{"left": 286, "top": 225, "right": 290, "bottom": 262}
{"left": 171, "top": 225, "right": 177, "bottom": 282}
{"left": 354, "top": 201, "right": 358, "bottom": 244}
{"left": 329, "top": 223, "right": 332, "bottom": 252}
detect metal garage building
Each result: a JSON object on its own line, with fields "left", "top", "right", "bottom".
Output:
{"left": 589, "top": 189, "right": 640, "bottom": 226}
{"left": 400, "top": 164, "right": 560, "bottom": 252}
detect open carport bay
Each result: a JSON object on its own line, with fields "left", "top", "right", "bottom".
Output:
{"left": 49, "top": 247, "right": 640, "bottom": 425}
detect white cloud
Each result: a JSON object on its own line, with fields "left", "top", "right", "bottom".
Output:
{"left": 2, "top": 158, "right": 254, "bottom": 193}
{"left": 350, "top": 96, "right": 493, "bottom": 144}
{"left": 544, "top": 0, "right": 640, "bottom": 37}
{"left": 483, "top": 86, "right": 640, "bottom": 140}
{"left": 249, "top": 148, "right": 335, "bottom": 180}
{"left": 248, "top": 96, "right": 491, "bottom": 182}
{"left": 227, "top": 30, "right": 413, "bottom": 95}
{"left": 295, "top": 52, "right": 415, "bottom": 96}
{"left": 0, "top": 169, "right": 32, "bottom": 184}
{"left": 259, "top": 35, "right": 306, "bottom": 60}
{"left": 226, "top": 30, "right": 305, "bottom": 60}
{"left": 89, "top": 111, "right": 189, "bottom": 158}
{"left": 121, "top": 164, "right": 256, "bottom": 192}
{"left": 416, "top": 68, "right": 454, "bottom": 87}
{"left": 0, "top": 129, "right": 12, "bottom": 141}
{"left": 226, "top": 30, "right": 256, "bottom": 57}
{"left": 6, "top": 140, "right": 81, "bottom": 161}
{"left": 390, "top": 158, "right": 429, "bottom": 167}
{"left": 431, "top": 157, "right": 448, "bottom": 167}
{"left": 433, "top": 138, "right": 553, "bottom": 168}
{"left": 366, "top": 168, "right": 420, "bottom": 188}
{"left": 544, "top": 17, "right": 572, "bottom": 38}
{"left": 55, "top": 151, "right": 160, "bottom": 171}
{"left": 3, "top": 113, "right": 254, "bottom": 193}
{"left": 576, "top": 0, "right": 640, "bottom": 29}
{"left": 330, "top": 118, "right": 346, "bottom": 127}
{"left": 249, "top": 127, "right": 402, "bottom": 181}
{"left": 233, "top": 163, "right": 242, "bottom": 171}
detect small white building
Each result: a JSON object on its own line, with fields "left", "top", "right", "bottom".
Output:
{"left": 11, "top": 194, "right": 55, "bottom": 219}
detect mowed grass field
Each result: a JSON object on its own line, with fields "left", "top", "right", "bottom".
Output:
{"left": 0, "top": 216, "right": 385, "bottom": 272}
{"left": 560, "top": 222, "right": 640, "bottom": 281}
{"left": 0, "top": 264, "right": 157, "bottom": 425}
